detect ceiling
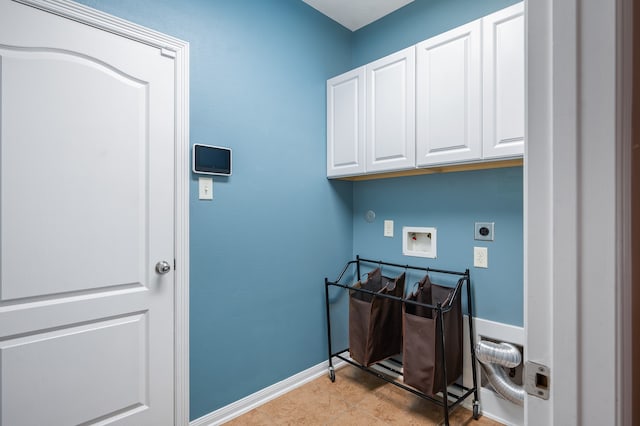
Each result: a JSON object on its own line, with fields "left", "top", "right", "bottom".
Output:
{"left": 302, "top": 0, "right": 415, "bottom": 31}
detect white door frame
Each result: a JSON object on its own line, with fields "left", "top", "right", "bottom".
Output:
{"left": 526, "top": 0, "right": 632, "bottom": 424}
{"left": 12, "top": 0, "right": 190, "bottom": 424}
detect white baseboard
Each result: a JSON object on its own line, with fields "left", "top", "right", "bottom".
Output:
{"left": 189, "top": 359, "right": 345, "bottom": 426}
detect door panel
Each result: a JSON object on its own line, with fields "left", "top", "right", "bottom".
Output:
{"left": 416, "top": 20, "right": 482, "bottom": 166}
{"left": 0, "top": 1, "right": 175, "bottom": 425}
{"left": 0, "top": 47, "right": 148, "bottom": 300}
{"left": 1, "top": 314, "right": 147, "bottom": 425}
{"left": 327, "top": 66, "right": 365, "bottom": 177}
{"left": 366, "top": 46, "right": 415, "bottom": 173}
{"left": 482, "top": 3, "right": 525, "bottom": 159}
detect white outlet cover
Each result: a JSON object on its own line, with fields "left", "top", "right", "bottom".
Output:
{"left": 474, "top": 246, "right": 488, "bottom": 268}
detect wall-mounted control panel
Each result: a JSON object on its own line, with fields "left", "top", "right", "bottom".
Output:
{"left": 475, "top": 222, "right": 494, "bottom": 241}
{"left": 193, "top": 143, "right": 232, "bottom": 176}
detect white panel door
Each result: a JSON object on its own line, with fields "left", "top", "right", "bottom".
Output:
{"left": 482, "top": 2, "right": 525, "bottom": 159}
{"left": 0, "top": 1, "right": 175, "bottom": 425}
{"left": 366, "top": 46, "right": 416, "bottom": 173}
{"left": 416, "top": 20, "right": 482, "bottom": 166}
{"left": 327, "top": 66, "right": 365, "bottom": 177}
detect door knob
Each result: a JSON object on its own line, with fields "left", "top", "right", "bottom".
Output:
{"left": 155, "top": 260, "right": 171, "bottom": 274}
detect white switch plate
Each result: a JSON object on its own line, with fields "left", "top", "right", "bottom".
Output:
{"left": 474, "top": 247, "right": 488, "bottom": 268}
{"left": 384, "top": 220, "right": 394, "bottom": 237}
{"left": 198, "top": 177, "right": 213, "bottom": 200}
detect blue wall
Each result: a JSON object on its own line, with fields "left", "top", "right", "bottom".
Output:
{"left": 352, "top": 168, "right": 523, "bottom": 325}
{"left": 75, "top": 0, "right": 523, "bottom": 420}
{"left": 76, "top": 0, "right": 354, "bottom": 420}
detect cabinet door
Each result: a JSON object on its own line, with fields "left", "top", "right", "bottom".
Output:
{"left": 327, "top": 67, "right": 366, "bottom": 177}
{"left": 366, "top": 46, "right": 416, "bottom": 173}
{"left": 482, "top": 2, "right": 525, "bottom": 159}
{"left": 416, "top": 20, "right": 482, "bottom": 166}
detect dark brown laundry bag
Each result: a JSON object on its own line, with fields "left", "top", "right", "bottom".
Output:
{"left": 349, "top": 268, "right": 405, "bottom": 367}
{"left": 403, "top": 274, "right": 463, "bottom": 396}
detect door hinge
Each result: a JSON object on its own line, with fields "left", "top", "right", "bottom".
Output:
{"left": 160, "top": 47, "right": 176, "bottom": 59}
{"left": 173, "top": 259, "right": 176, "bottom": 270}
{"left": 524, "top": 361, "right": 550, "bottom": 400}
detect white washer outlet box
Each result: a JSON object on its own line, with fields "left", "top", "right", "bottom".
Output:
{"left": 403, "top": 227, "right": 437, "bottom": 258}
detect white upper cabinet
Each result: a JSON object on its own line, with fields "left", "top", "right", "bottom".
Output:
{"left": 366, "top": 46, "right": 416, "bottom": 173}
{"left": 327, "top": 67, "right": 366, "bottom": 177}
{"left": 326, "top": 3, "right": 524, "bottom": 178}
{"left": 416, "top": 20, "right": 482, "bottom": 166}
{"left": 482, "top": 2, "right": 525, "bottom": 159}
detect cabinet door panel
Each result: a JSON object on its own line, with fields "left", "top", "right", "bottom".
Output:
{"left": 366, "top": 47, "right": 415, "bottom": 173}
{"left": 483, "top": 2, "right": 525, "bottom": 159}
{"left": 327, "top": 67, "right": 365, "bottom": 177}
{"left": 416, "top": 20, "right": 482, "bottom": 166}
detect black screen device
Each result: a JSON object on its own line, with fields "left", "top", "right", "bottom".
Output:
{"left": 192, "top": 144, "right": 232, "bottom": 176}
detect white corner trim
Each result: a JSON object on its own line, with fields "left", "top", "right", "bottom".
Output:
{"left": 15, "top": 1, "right": 191, "bottom": 425}
{"left": 173, "top": 25, "right": 191, "bottom": 426}
{"left": 190, "top": 359, "right": 345, "bottom": 426}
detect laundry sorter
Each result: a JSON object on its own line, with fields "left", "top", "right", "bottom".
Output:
{"left": 324, "top": 256, "right": 480, "bottom": 425}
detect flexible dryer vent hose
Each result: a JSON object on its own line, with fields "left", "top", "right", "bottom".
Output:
{"left": 475, "top": 340, "right": 526, "bottom": 406}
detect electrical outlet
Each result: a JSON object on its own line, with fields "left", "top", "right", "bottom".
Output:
{"left": 475, "top": 222, "right": 494, "bottom": 241}
{"left": 474, "top": 247, "right": 488, "bottom": 268}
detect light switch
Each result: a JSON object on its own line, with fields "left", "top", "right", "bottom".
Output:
{"left": 384, "top": 220, "right": 394, "bottom": 237}
{"left": 474, "top": 247, "right": 488, "bottom": 268}
{"left": 198, "top": 177, "right": 213, "bottom": 200}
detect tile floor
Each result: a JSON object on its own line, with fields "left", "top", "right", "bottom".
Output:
{"left": 224, "top": 365, "right": 503, "bottom": 425}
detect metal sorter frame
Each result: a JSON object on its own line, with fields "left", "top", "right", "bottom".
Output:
{"left": 324, "top": 256, "right": 480, "bottom": 425}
